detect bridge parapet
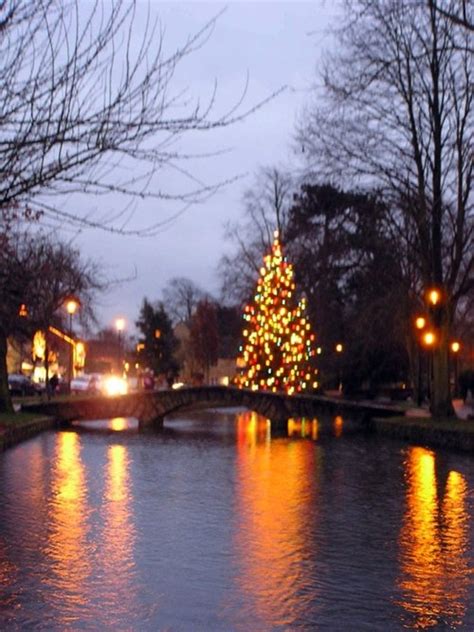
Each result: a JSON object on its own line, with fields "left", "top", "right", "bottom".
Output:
{"left": 23, "top": 385, "right": 403, "bottom": 429}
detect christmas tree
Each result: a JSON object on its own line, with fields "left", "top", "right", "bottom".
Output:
{"left": 235, "top": 232, "right": 318, "bottom": 395}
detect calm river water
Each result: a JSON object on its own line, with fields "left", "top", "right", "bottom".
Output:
{"left": 0, "top": 410, "right": 473, "bottom": 630}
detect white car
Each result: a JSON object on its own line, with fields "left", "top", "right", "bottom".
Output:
{"left": 70, "top": 373, "right": 103, "bottom": 395}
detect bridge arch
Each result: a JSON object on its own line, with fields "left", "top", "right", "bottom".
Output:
{"left": 24, "top": 385, "right": 401, "bottom": 430}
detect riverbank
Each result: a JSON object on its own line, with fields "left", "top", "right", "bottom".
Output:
{"left": 1, "top": 400, "right": 473, "bottom": 453}
{"left": 371, "top": 415, "right": 474, "bottom": 452}
{"left": 0, "top": 412, "right": 57, "bottom": 452}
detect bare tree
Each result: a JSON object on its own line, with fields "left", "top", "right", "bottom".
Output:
{"left": 189, "top": 299, "right": 218, "bottom": 382}
{"left": 0, "top": 0, "right": 280, "bottom": 410}
{"left": 434, "top": 0, "right": 473, "bottom": 33}
{"left": 162, "top": 277, "right": 207, "bottom": 324}
{"left": 0, "top": 228, "right": 101, "bottom": 412}
{"left": 299, "top": 0, "right": 473, "bottom": 417}
{"left": 219, "top": 166, "right": 294, "bottom": 304}
{"left": 0, "top": 1, "right": 280, "bottom": 235}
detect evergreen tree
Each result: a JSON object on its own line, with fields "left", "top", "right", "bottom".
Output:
{"left": 235, "top": 233, "right": 318, "bottom": 394}
{"left": 135, "top": 299, "right": 179, "bottom": 377}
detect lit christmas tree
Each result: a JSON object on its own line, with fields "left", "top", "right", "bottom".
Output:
{"left": 235, "top": 232, "right": 318, "bottom": 394}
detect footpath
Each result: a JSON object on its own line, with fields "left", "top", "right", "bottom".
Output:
{"left": 405, "top": 398, "right": 474, "bottom": 421}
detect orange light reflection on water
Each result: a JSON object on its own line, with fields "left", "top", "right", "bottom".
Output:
{"left": 233, "top": 410, "right": 318, "bottom": 628}
{"left": 441, "top": 470, "right": 470, "bottom": 612}
{"left": 333, "top": 415, "right": 344, "bottom": 437}
{"left": 398, "top": 447, "right": 470, "bottom": 628}
{"left": 109, "top": 417, "right": 128, "bottom": 432}
{"left": 90, "top": 442, "right": 139, "bottom": 627}
{"left": 100, "top": 444, "right": 136, "bottom": 603}
{"left": 46, "top": 432, "right": 91, "bottom": 615}
{"left": 237, "top": 411, "right": 270, "bottom": 449}
{"left": 287, "top": 417, "right": 319, "bottom": 439}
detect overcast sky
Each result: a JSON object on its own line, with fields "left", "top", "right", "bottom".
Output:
{"left": 68, "top": 1, "right": 339, "bottom": 335}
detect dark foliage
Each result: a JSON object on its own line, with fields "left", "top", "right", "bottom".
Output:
{"left": 286, "top": 183, "right": 408, "bottom": 391}
{"left": 135, "top": 299, "right": 179, "bottom": 377}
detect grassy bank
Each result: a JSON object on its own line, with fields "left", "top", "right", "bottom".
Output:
{"left": 381, "top": 414, "right": 474, "bottom": 430}
{"left": 371, "top": 414, "right": 474, "bottom": 452}
{"left": 0, "top": 410, "right": 49, "bottom": 428}
{"left": 0, "top": 411, "right": 56, "bottom": 452}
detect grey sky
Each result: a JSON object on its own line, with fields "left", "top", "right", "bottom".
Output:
{"left": 69, "top": 2, "right": 338, "bottom": 334}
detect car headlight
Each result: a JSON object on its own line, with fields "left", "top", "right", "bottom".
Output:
{"left": 104, "top": 376, "right": 128, "bottom": 397}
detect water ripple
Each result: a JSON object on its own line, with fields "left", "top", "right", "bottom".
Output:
{"left": 0, "top": 414, "right": 472, "bottom": 630}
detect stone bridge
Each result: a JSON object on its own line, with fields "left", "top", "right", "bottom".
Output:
{"left": 24, "top": 385, "right": 402, "bottom": 429}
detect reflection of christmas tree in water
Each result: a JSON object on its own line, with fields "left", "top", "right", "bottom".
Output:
{"left": 235, "top": 232, "right": 318, "bottom": 395}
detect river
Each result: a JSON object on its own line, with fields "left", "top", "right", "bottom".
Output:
{"left": 0, "top": 409, "right": 473, "bottom": 630}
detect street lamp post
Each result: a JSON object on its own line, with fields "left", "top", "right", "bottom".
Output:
{"left": 66, "top": 298, "right": 79, "bottom": 392}
{"left": 115, "top": 318, "right": 125, "bottom": 375}
{"left": 414, "top": 316, "right": 426, "bottom": 406}
{"left": 422, "top": 330, "right": 436, "bottom": 403}
{"left": 451, "top": 341, "right": 461, "bottom": 398}
{"left": 335, "top": 343, "right": 343, "bottom": 393}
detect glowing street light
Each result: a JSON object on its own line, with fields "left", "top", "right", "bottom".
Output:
{"left": 427, "top": 288, "right": 441, "bottom": 306}
{"left": 115, "top": 317, "right": 125, "bottom": 333}
{"left": 415, "top": 316, "right": 426, "bottom": 330}
{"left": 422, "top": 331, "right": 436, "bottom": 347}
{"left": 451, "top": 341, "right": 460, "bottom": 354}
{"left": 451, "top": 341, "right": 461, "bottom": 398}
{"left": 66, "top": 299, "right": 79, "bottom": 317}
{"left": 65, "top": 297, "right": 80, "bottom": 391}
{"left": 335, "top": 343, "right": 343, "bottom": 353}
{"left": 66, "top": 298, "right": 80, "bottom": 342}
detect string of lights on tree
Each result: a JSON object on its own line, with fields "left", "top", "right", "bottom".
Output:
{"left": 235, "top": 232, "right": 318, "bottom": 395}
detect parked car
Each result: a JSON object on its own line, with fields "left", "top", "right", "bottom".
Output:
{"left": 8, "top": 374, "right": 42, "bottom": 397}
{"left": 70, "top": 373, "right": 128, "bottom": 397}
{"left": 70, "top": 373, "right": 103, "bottom": 395}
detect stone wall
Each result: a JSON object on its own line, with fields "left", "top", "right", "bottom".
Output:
{"left": 370, "top": 416, "right": 474, "bottom": 452}
{"left": 0, "top": 417, "right": 57, "bottom": 452}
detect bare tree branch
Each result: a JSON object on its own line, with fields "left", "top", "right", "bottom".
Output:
{"left": 0, "top": 1, "right": 284, "bottom": 235}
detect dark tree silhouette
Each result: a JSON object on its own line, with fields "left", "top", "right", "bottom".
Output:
{"left": 286, "top": 183, "right": 408, "bottom": 392}
{"left": 299, "top": 0, "right": 473, "bottom": 416}
{"left": 0, "top": 229, "right": 100, "bottom": 412}
{"left": 135, "top": 299, "right": 179, "bottom": 377}
{"left": 189, "top": 299, "right": 218, "bottom": 382}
